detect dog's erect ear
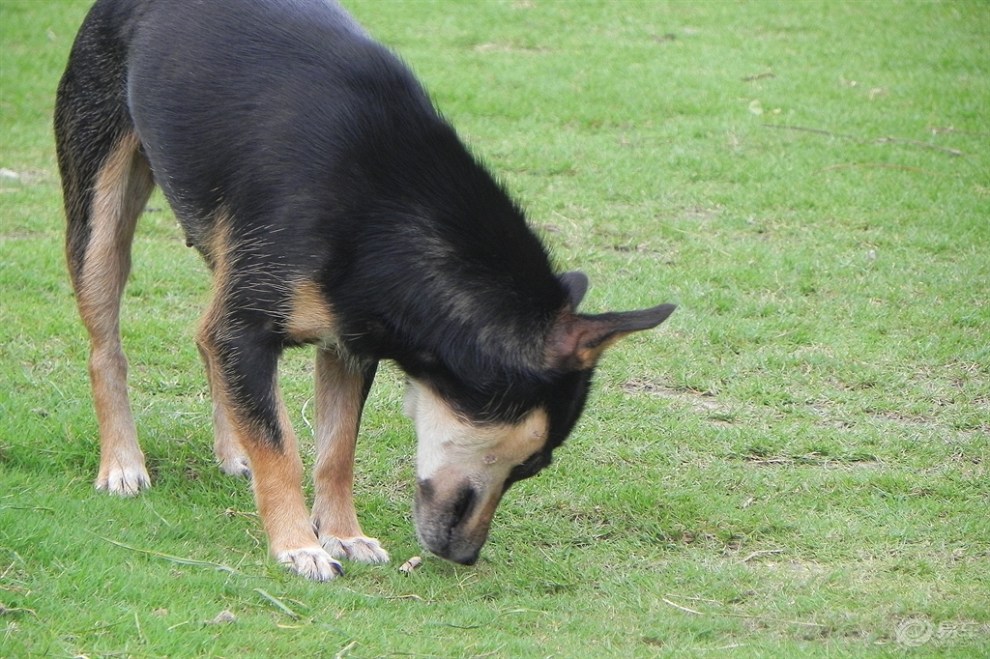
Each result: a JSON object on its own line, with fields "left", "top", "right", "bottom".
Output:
{"left": 546, "top": 303, "right": 676, "bottom": 371}
{"left": 559, "top": 271, "right": 589, "bottom": 310}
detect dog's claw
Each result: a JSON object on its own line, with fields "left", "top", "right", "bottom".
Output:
{"left": 96, "top": 465, "right": 151, "bottom": 496}
{"left": 218, "top": 455, "right": 251, "bottom": 479}
{"left": 320, "top": 535, "right": 390, "bottom": 564}
{"left": 276, "top": 547, "right": 344, "bottom": 581}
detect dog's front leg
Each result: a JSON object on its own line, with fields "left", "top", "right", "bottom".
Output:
{"left": 311, "top": 349, "right": 389, "bottom": 564}
{"left": 200, "top": 319, "right": 342, "bottom": 580}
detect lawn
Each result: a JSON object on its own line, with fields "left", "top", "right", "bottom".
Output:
{"left": 2, "top": 0, "right": 988, "bottom": 656}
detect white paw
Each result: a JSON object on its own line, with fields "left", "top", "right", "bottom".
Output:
{"left": 218, "top": 455, "right": 251, "bottom": 478}
{"left": 96, "top": 464, "right": 151, "bottom": 496}
{"left": 320, "top": 535, "right": 390, "bottom": 564}
{"left": 276, "top": 546, "right": 344, "bottom": 581}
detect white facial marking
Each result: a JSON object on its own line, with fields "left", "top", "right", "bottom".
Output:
{"left": 405, "top": 379, "right": 548, "bottom": 482}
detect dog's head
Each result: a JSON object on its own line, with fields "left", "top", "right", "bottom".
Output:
{"left": 405, "top": 272, "right": 675, "bottom": 564}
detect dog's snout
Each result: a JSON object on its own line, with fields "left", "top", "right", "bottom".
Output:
{"left": 414, "top": 477, "right": 493, "bottom": 564}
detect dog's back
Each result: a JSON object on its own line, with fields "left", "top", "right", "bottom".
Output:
{"left": 124, "top": 0, "right": 425, "bottom": 241}
{"left": 62, "top": 0, "right": 565, "bottom": 373}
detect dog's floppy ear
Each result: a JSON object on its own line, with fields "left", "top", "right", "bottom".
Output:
{"left": 559, "top": 271, "right": 589, "bottom": 309}
{"left": 546, "top": 302, "right": 676, "bottom": 372}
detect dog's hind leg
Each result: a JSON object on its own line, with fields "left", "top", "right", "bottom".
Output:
{"left": 55, "top": 3, "right": 156, "bottom": 496}
{"left": 311, "top": 350, "right": 389, "bottom": 564}
{"left": 65, "top": 133, "right": 154, "bottom": 495}
{"left": 56, "top": 85, "right": 155, "bottom": 495}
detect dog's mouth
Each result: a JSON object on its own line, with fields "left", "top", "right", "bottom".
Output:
{"left": 414, "top": 477, "right": 503, "bottom": 565}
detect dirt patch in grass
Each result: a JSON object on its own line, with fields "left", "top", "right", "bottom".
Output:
{"left": 623, "top": 378, "right": 721, "bottom": 410}
{"left": 622, "top": 377, "right": 739, "bottom": 427}
{"left": 734, "top": 452, "right": 884, "bottom": 470}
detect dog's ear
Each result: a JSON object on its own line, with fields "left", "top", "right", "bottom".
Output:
{"left": 546, "top": 303, "right": 676, "bottom": 372}
{"left": 559, "top": 271, "right": 589, "bottom": 310}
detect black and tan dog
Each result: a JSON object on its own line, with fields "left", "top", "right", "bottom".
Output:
{"left": 55, "top": 0, "right": 675, "bottom": 580}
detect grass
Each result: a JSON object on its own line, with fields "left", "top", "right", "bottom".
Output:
{"left": 2, "top": 0, "right": 988, "bottom": 656}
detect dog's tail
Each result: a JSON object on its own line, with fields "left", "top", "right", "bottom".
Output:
{"left": 54, "top": 0, "right": 153, "bottom": 290}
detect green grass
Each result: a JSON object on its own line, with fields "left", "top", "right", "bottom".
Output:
{"left": 2, "top": 0, "right": 988, "bottom": 656}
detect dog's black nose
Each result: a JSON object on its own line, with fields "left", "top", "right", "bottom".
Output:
{"left": 450, "top": 547, "right": 480, "bottom": 566}
{"left": 450, "top": 484, "right": 476, "bottom": 526}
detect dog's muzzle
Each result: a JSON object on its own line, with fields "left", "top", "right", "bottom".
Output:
{"left": 413, "top": 478, "right": 502, "bottom": 565}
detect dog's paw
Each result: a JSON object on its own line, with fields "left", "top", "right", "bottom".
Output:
{"left": 218, "top": 454, "right": 251, "bottom": 479}
{"left": 320, "top": 535, "right": 390, "bottom": 564}
{"left": 96, "top": 464, "right": 151, "bottom": 496}
{"left": 276, "top": 546, "right": 344, "bottom": 581}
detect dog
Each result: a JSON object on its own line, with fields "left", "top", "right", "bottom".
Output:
{"left": 55, "top": 0, "right": 675, "bottom": 580}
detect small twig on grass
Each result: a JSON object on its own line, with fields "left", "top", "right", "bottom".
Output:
{"left": 335, "top": 640, "right": 358, "bottom": 659}
{"left": 764, "top": 124, "right": 858, "bottom": 140}
{"left": 875, "top": 135, "right": 964, "bottom": 157}
{"left": 0, "top": 506, "right": 54, "bottom": 513}
{"left": 0, "top": 603, "right": 37, "bottom": 617}
{"left": 223, "top": 507, "right": 259, "bottom": 520}
{"left": 740, "top": 548, "right": 785, "bottom": 563}
{"left": 764, "top": 123, "right": 965, "bottom": 157}
{"left": 95, "top": 535, "right": 240, "bottom": 574}
{"left": 821, "top": 162, "right": 929, "bottom": 174}
{"left": 666, "top": 593, "right": 723, "bottom": 605}
{"left": 254, "top": 588, "right": 300, "bottom": 620}
{"left": 661, "top": 597, "right": 703, "bottom": 615}
{"left": 745, "top": 455, "right": 793, "bottom": 465}
{"left": 661, "top": 594, "right": 827, "bottom": 629}
{"left": 338, "top": 586, "right": 432, "bottom": 603}
{"left": 300, "top": 396, "right": 314, "bottom": 434}
{"left": 742, "top": 71, "right": 775, "bottom": 82}
{"left": 930, "top": 126, "right": 990, "bottom": 138}
{"left": 723, "top": 612, "right": 827, "bottom": 629}
{"left": 133, "top": 611, "right": 147, "bottom": 645}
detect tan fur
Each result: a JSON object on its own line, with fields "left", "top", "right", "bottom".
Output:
{"left": 310, "top": 350, "right": 389, "bottom": 563}
{"left": 544, "top": 311, "right": 631, "bottom": 371}
{"left": 311, "top": 350, "right": 363, "bottom": 536}
{"left": 78, "top": 131, "right": 155, "bottom": 494}
{"left": 285, "top": 281, "right": 336, "bottom": 344}
{"left": 407, "top": 379, "right": 549, "bottom": 480}
{"left": 240, "top": 415, "right": 314, "bottom": 555}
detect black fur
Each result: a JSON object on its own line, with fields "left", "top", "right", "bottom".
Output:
{"left": 76, "top": 0, "right": 577, "bottom": 442}
{"left": 56, "top": 0, "right": 675, "bottom": 569}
